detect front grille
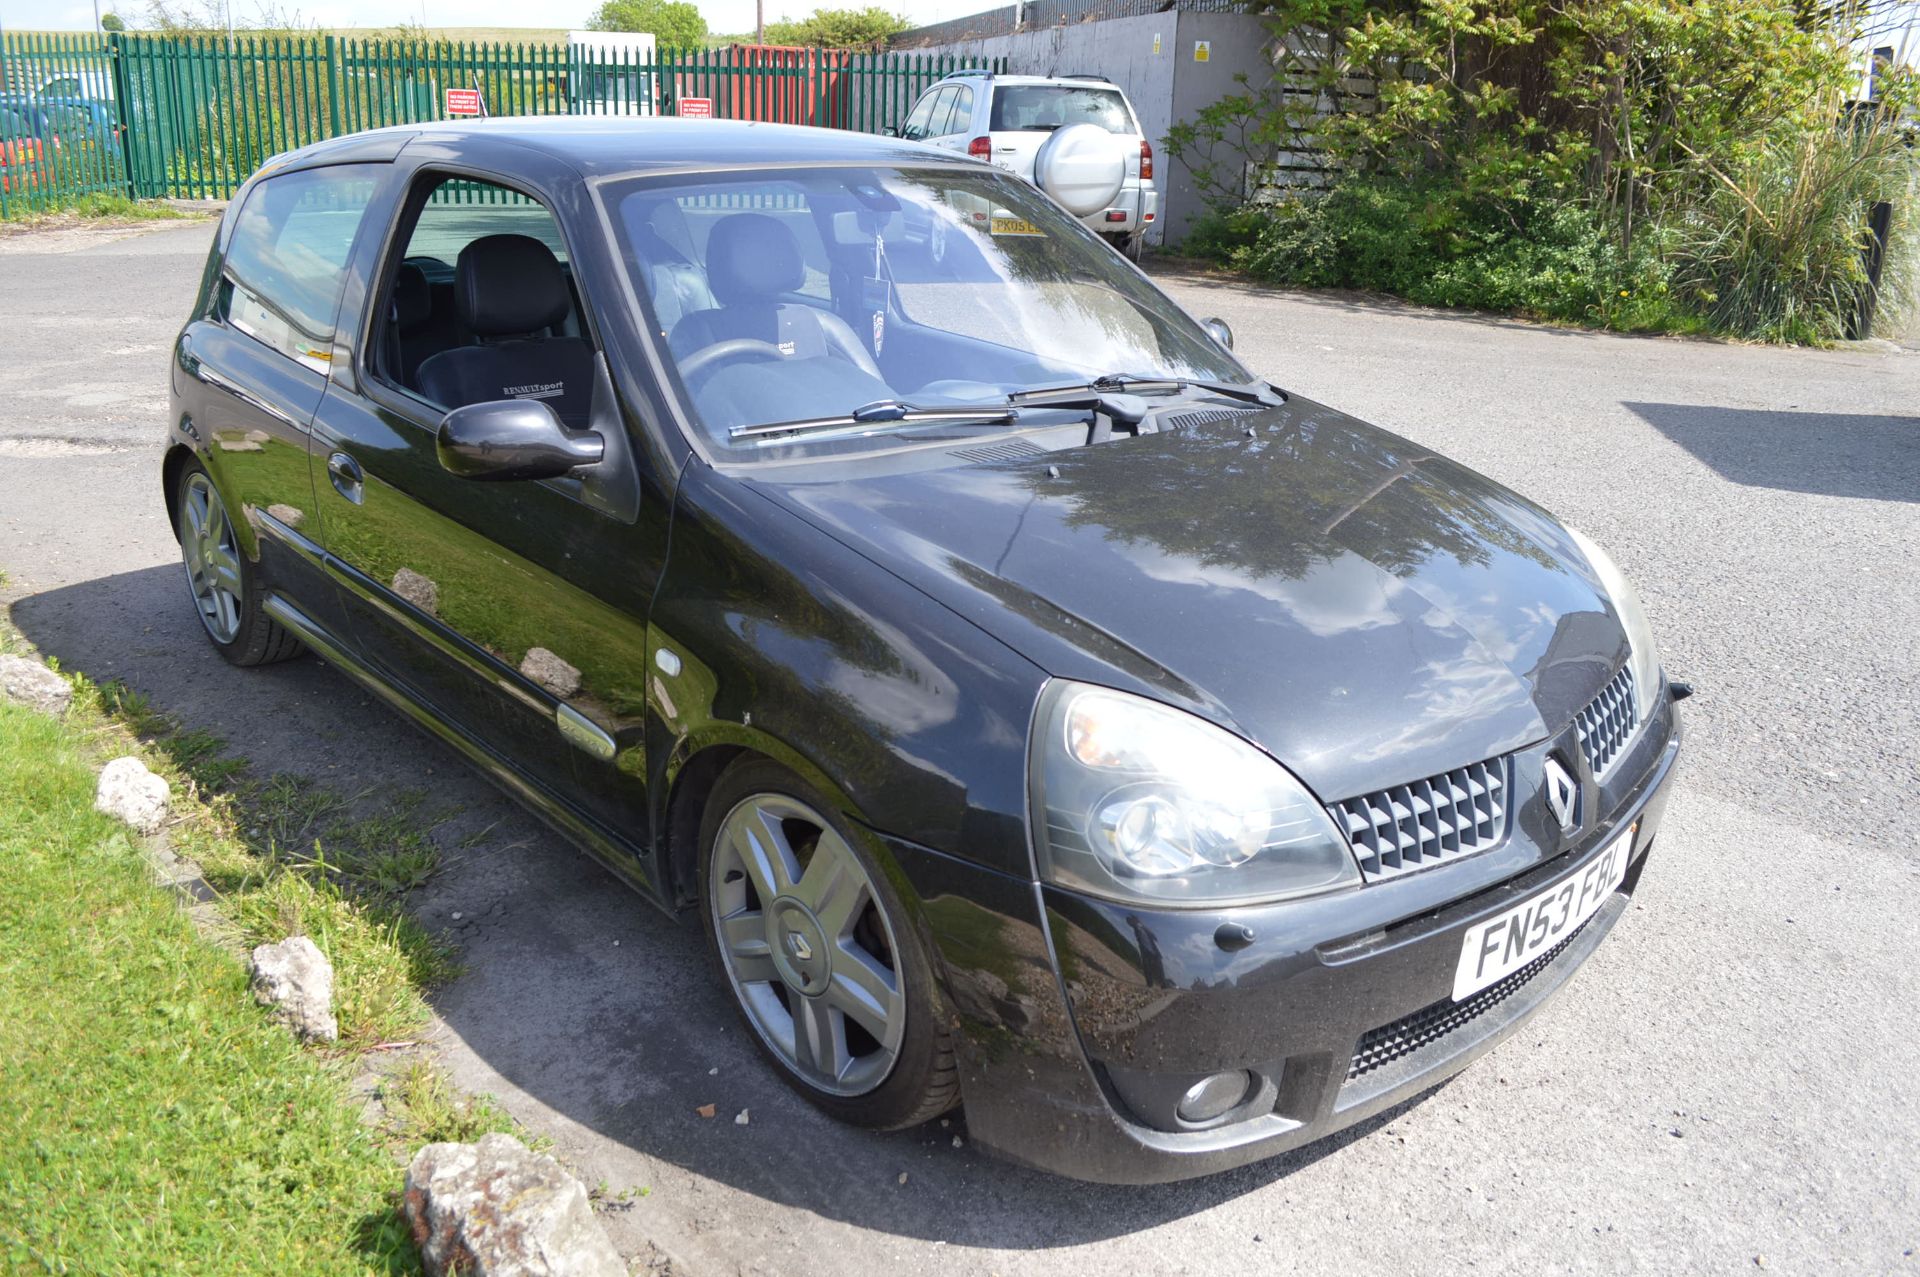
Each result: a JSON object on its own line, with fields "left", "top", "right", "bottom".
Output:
{"left": 1345, "top": 918, "right": 1590, "bottom": 1082}
{"left": 1575, "top": 664, "right": 1639, "bottom": 777}
{"left": 1333, "top": 758, "right": 1510, "bottom": 882}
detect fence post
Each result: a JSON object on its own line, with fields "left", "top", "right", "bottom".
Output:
{"left": 325, "top": 34, "right": 343, "bottom": 140}
{"left": 1848, "top": 200, "right": 1895, "bottom": 341}
{"left": 105, "top": 31, "right": 141, "bottom": 200}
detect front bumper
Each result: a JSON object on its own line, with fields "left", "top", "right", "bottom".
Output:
{"left": 890, "top": 697, "right": 1681, "bottom": 1183}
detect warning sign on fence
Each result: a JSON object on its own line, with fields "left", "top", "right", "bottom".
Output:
{"left": 445, "top": 88, "right": 482, "bottom": 117}
{"left": 678, "top": 97, "right": 713, "bottom": 118}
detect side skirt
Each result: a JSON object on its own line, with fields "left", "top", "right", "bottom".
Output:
{"left": 262, "top": 592, "right": 675, "bottom": 915}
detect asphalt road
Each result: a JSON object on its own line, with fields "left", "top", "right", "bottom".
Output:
{"left": 2, "top": 220, "right": 1916, "bottom": 1276}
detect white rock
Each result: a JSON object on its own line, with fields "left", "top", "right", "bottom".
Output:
{"left": 393, "top": 567, "right": 439, "bottom": 615}
{"left": 94, "top": 756, "right": 170, "bottom": 833}
{"left": 404, "top": 1132, "right": 624, "bottom": 1277}
{"left": 249, "top": 935, "right": 339, "bottom": 1043}
{"left": 519, "top": 647, "right": 581, "bottom": 699}
{"left": 735, "top": 1109, "right": 749, "bottom": 1126}
{"left": 0, "top": 654, "right": 71, "bottom": 716}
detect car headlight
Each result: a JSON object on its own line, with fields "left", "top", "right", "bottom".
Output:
{"left": 1030, "top": 682, "right": 1360, "bottom": 907}
{"left": 1566, "top": 527, "right": 1663, "bottom": 725}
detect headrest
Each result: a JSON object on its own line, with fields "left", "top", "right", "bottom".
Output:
{"left": 392, "top": 262, "right": 431, "bottom": 333}
{"left": 455, "top": 234, "right": 570, "bottom": 337}
{"left": 707, "top": 213, "right": 805, "bottom": 306}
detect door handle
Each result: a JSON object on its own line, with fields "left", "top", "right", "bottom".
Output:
{"left": 326, "top": 451, "right": 364, "bottom": 505}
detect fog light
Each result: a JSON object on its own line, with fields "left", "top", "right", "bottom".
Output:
{"left": 1176, "top": 1070, "right": 1254, "bottom": 1123}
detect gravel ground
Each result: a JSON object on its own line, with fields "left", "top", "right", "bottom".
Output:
{"left": 1, "top": 221, "right": 1915, "bottom": 1276}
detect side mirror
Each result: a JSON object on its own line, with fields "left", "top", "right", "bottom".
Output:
{"left": 1203, "top": 317, "right": 1234, "bottom": 351}
{"left": 882, "top": 124, "right": 899, "bottom": 137}
{"left": 436, "top": 399, "right": 603, "bottom": 482}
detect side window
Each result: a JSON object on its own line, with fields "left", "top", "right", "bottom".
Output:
{"left": 371, "top": 175, "right": 599, "bottom": 428}
{"left": 924, "top": 87, "right": 959, "bottom": 138}
{"left": 900, "top": 91, "right": 939, "bottom": 141}
{"left": 945, "top": 86, "right": 974, "bottom": 138}
{"left": 220, "top": 166, "right": 380, "bottom": 371}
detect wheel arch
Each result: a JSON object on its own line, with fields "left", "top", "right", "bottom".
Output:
{"left": 160, "top": 441, "right": 196, "bottom": 541}
{"left": 161, "top": 440, "right": 262, "bottom": 561}
{"left": 658, "top": 722, "right": 869, "bottom": 911}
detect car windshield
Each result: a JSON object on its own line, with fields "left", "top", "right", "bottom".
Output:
{"left": 988, "top": 84, "right": 1132, "bottom": 133}
{"left": 604, "top": 166, "right": 1251, "bottom": 459}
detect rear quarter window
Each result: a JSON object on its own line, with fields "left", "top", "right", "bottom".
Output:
{"left": 220, "top": 165, "right": 382, "bottom": 371}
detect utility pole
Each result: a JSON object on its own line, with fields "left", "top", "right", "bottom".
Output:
{"left": 755, "top": 0, "right": 764, "bottom": 45}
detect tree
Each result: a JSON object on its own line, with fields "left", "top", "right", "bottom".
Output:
{"left": 584, "top": 0, "right": 709, "bottom": 49}
{"left": 761, "top": 6, "right": 908, "bottom": 48}
{"left": 100, "top": 11, "right": 127, "bottom": 30}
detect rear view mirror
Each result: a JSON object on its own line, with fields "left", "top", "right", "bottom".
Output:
{"left": 1203, "top": 317, "right": 1234, "bottom": 351}
{"left": 436, "top": 399, "right": 603, "bottom": 482}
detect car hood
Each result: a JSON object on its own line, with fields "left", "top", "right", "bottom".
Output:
{"left": 746, "top": 396, "right": 1628, "bottom": 801}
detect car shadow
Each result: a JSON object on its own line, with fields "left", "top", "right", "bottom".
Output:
{"left": 11, "top": 562, "right": 1440, "bottom": 1249}
{"left": 1623, "top": 401, "right": 1920, "bottom": 503}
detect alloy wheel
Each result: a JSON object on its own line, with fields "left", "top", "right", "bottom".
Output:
{"left": 179, "top": 470, "right": 243, "bottom": 645}
{"left": 708, "top": 792, "right": 906, "bottom": 1097}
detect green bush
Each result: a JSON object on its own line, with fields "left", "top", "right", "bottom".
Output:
{"left": 1167, "top": 1, "right": 1920, "bottom": 343}
{"left": 1188, "top": 179, "right": 1693, "bottom": 333}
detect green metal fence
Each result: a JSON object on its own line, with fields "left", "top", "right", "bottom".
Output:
{"left": 0, "top": 32, "right": 131, "bottom": 216}
{"left": 0, "top": 31, "right": 1002, "bottom": 212}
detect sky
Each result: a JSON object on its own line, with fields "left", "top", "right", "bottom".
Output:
{"left": 1, "top": 0, "right": 983, "bottom": 38}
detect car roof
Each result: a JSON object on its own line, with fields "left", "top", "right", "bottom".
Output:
{"left": 268, "top": 116, "right": 974, "bottom": 181}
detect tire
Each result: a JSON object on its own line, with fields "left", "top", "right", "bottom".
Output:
{"left": 174, "top": 459, "right": 303, "bottom": 667}
{"left": 698, "top": 758, "right": 959, "bottom": 1130}
{"left": 1125, "top": 231, "right": 1146, "bottom": 264}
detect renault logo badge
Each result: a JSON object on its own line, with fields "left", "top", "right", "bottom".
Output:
{"left": 1544, "top": 757, "right": 1579, "bottom": 832}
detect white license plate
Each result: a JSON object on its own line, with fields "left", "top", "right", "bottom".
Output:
{"left": 1452, "top": 827, "right": 1633, "bottom": 1001}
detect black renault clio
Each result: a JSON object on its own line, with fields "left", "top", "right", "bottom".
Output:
{"left": 163, "top": 117, "right": 1682, "bottom": 1183}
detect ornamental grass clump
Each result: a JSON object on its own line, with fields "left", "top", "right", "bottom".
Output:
{"left": 1670, "top": 108, "right": 1918, "bottom": 344}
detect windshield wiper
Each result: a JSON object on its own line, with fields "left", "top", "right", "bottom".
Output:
{"left": 1011, "top": 374, "right": 1283, "bottom": 409}
{"left": 729, "top": 399, "right": 1023, "bottom": 442}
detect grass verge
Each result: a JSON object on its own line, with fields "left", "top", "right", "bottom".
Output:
{"left": 0, "top": 699, "right": 418, "bottom": 1271}
{"left": 0, "top": 627, "right": 528, "bottom": 1272}
{"left": 0, "top": 194, "right": 198, "bottom": 229}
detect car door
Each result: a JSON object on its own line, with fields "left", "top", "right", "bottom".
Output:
{"left": 309, "top": 161, "right": 668, "bottom": 879}
{"left": 173, "top": 163, "right": 385, "bottom": 636}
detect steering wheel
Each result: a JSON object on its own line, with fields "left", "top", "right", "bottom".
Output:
{"left": 820, "top": 317, "right": 885, "bottom": 380}
{"left": 679, "top": 319, "right": 887, "bottom": 383}
{"left": 678, "top": 338, "right": 787, "bottom": 380}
